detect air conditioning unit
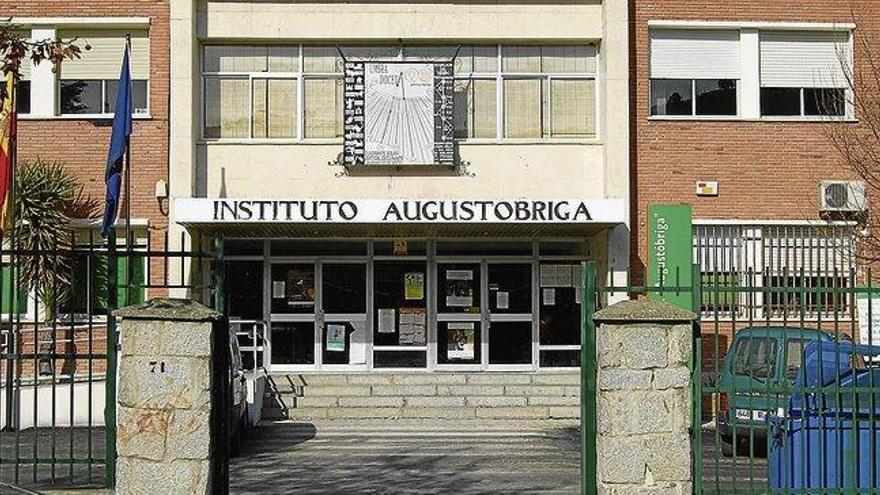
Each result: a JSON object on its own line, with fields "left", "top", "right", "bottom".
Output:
{"left": 819, "top": 180, "right": 867, "bottom": 213}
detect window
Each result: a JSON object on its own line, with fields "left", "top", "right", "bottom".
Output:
{"left": 732, "top": 337, "right": 777, "bottom": 380}
{"left": 759, "top": 31, "right": 851, "bottom": 118}
{"left": 16, "top": 81, "right": 30, "bottom": 115}
{"left": 60, "top": 79, "right": 148, "bottom": 115}
{"left": 57, "top": 30, "right": 149, "bottom": 116}
{"left": 694, "top": 223, "right": 856, "bottom": 319}
{"left": 649, "top": 29, "right": 741, "bottom": 117}
{"left": 760, "top": 87, "right": 846, "bottom": 117}
{"left": 701, "top": 272, "right": 738, "bottom": 313}
{"left": 64, "top": 254, "right": 145, "bottom": 315}
{"left": 202, "top": 44, "right": 597, "bottom": 140}
{"left": 785, "top": 339, "right": 804, "bottom": 380}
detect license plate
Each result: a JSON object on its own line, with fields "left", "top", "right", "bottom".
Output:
{"left": 735, "top": 409, "right": 766, "bottom": 421}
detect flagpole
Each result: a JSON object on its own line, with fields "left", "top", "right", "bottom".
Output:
{"left": 124, "top": 34, "right": 133, "bottom": 305}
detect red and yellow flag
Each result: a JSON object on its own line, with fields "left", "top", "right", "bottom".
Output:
{"left": 0, "top": 72, "right": 15, "bottom": 236}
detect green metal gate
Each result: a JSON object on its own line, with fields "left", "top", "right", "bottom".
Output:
{"left": 0, "top": 229, "right": 220, "bottom": 490}
{"left": 582, "top": 237, "right": 880, "bottom": 494}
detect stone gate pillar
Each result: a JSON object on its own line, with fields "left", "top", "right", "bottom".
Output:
{"left": 114, "top": 299, "right": 225, "bottom": 494}
{"left": 593, "top": 300, "right": 697, "bottom": 494}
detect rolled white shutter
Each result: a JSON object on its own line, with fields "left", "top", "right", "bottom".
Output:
{"left": 650, "top": 29, "right": 741, "bottom": 79}
{"left": 759, "top": 31, "right": 851, "bottom": 88}
{"left": 58, "top": 30, "right": 149, "bottom": 80}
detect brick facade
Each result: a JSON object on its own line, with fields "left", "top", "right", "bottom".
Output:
{"left": 631, "top": 0, "right": 880, "bottom": 280}
{"left": 2, "top": 0, "right": 170, "bottom": 289}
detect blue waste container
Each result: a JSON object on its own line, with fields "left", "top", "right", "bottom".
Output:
{"left": 770, "top": 341, "right": 880, "bottom": 491}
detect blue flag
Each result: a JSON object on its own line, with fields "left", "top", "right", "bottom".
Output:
{"left": 101, "top": 40, "right": 133, "bottom": 237}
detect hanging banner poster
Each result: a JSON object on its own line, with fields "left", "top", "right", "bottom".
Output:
{"left": 447, "top": 322, "right": 475, "bottom": 360}
{"left": 405, "top": 272, "right": 425, "bottom": 300}
{"left": 446, "top": 270, "right": 474, "bottom": 307}
{"left": 647, "top": 204, "right": 694, "bottom": 310}
{"left": 326, "top": 324, "right": 346, "bottom": 352}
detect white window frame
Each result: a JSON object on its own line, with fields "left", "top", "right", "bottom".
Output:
{"left": 56, "top": 78, "right": 150, "bottom": 119}
{"left": 9, "top": 19, "right": 154, "bottom": 121}
{"left": 648, "top": 21, "right": 856, "bottom": 122}
{"left": 648, "top": 77, "right": 742, "bottom": 119}
{"left": 200, "top": 43, "right": 599, "bottom": 144}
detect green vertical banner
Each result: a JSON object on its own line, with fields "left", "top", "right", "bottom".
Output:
{"left": 647, "top": 204, "right": 693, "bottom": 309}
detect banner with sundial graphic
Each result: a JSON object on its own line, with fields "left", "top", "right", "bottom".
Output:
{"left": 343, "top": 61, "right": 454, "bottom": 166}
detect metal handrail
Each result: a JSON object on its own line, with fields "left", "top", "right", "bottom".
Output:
{"left": 231, "top": 319, "right": 266, "bottom": 373}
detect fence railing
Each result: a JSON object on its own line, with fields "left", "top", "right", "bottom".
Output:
{"left": 0, "top": 229, "right": 223, "bottom": 490}
{"left": 586, "top": 261, "right": 880, "bottom": 494}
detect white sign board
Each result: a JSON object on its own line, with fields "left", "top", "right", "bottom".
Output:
{"left": 174, "top": 198, "right": 628, "bottom": 225}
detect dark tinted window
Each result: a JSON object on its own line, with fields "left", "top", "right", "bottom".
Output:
{"left": 60, "top": 79, "right": 103, "bottom": 114}
{"left": 227, "top": 261, "right": 263, "bottom": 319}
{"left": 106, "top": 80, "right": 149, "bottom": 114}
{"left": 804, "top": 88, "right": 846, "bottom": 116}
{"left": 695, "top": 79, "right": 737, "bottom": 115}
{"left": 760, "top": 87, "right": 800, "bottom": 116}
{"left": 650, "top": 79, "right": 692, "bottom": 116}
{"left": 16, "top": 80, "right": 30, "bottom": 114}
{"left": 322, "top": 263, "right": 367, "bottom": 313}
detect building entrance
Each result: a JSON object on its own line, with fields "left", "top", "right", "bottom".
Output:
{"left": 225, "top": 238, "right": 593, "bottom": 373}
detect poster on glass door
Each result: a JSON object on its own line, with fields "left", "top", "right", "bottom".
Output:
{"left": 445, "top": 270, "right": 474, "bottom": 307}
{"left": 326, "top": 324, "right": 346, "bottom": 352}
{"left": 447, "top": 322, "right": 475, "bottom": 360}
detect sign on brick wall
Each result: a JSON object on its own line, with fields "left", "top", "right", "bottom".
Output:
{"left": 647, "top": 204, "right": 693, "bottom": 310}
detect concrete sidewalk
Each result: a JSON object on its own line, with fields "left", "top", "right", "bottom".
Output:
{"left": 229, "top": 419, "right": 581, "bottom": 494}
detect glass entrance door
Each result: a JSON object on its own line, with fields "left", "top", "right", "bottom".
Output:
{"left": 487, "top": 262, "right": 534, "bottom": 368}
{"left": 268, "top": 262, "right": 317, "bottom": 370}
{"left": 320, "top": 262, "right": 368, "bottom": 370}
{"left": 436, "top": 262, "right": 483, "bottom": 368}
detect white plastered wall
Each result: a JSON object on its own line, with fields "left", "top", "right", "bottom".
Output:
{"left": 169, "top": 0, "right": 631, "bottom": 288}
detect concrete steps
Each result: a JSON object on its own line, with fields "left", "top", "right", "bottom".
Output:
{"left": 262, "top": 373, "right": 581, "bottom": 420}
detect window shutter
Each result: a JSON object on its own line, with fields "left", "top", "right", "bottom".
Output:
{"left": 58, "top": 30, "right": 150, "bottom": 80}
{"left": 650, "top": 29, "right": 741, "bottom": 79}
{"left": 1, "top": 264, "right": 27, "bottom": 315}
{"left": 759, "top": 31, "right": 850, "bottom": 88}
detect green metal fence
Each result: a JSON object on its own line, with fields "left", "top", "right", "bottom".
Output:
{"left": 0, "top": 229, "right": 221, "bottom": 490}
{"left": 582, "top": 259, "right": 880, "bottom": 494}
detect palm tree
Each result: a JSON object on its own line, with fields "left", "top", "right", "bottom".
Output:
{"left": 13, "top": 159, "right": 78, "bottom": 375}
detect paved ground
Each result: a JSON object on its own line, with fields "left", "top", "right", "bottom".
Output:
{"left": 699, "top": 425, "right": 770, "bottom": 493}
{"left": 0, "top": 427, "right": 106, "bottom": 492}
{"left": 230, "top": 420, "right": 772, "bottom": 495}
{"left": 0, "top": 421, "right": 773, "bottom": 493}
{"left": 229, "top": 420, "right": 582, "bottom": 494}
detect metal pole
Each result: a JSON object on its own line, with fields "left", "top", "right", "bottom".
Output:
{"left": 105, "top": 230, "right": 118, "bottom": 488}
{"left": 3, "top": 78, "right": 18, "bottom": 432}
{"left": 581, "top": 260, "right": 597, "bottom": 495}
{"left": 124, "top": 34, "right": 133, "bottom": 308}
